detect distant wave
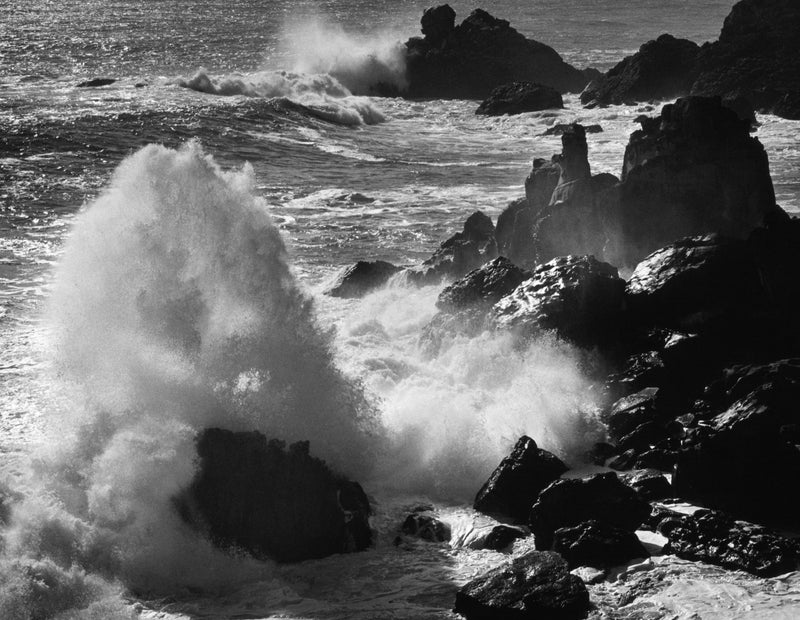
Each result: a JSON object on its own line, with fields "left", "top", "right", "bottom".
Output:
{"left": 178, "top": 69, "right": 386, "bottom": 126}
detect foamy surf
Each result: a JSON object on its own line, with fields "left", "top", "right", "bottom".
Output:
{"left": 178, "top": 69, "right": 386, "bottom": 125}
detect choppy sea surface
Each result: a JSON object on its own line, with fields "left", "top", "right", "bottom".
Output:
{"left": 2, "top": 1, "right": 800, "bottom": 618}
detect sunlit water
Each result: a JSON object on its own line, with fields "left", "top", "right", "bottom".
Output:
{"left": 2, "top": 1, "right": 800, "bottom": 618}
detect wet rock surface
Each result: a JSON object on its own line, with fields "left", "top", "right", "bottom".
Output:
{"left": 473, "top": 435, "right": 568, "bottom": 523}
{"left": 553, "top": 520, "right": 650, "bottom": 569}
{"left": 176, "top": 428, "right": 372, "bottom": 563}
{"left": 476, "top": 81, "right": 563, "bottom": 116}
{"left": 454, "top": 550, "right": 590, "bottom": 620}
{"left": 325, "top": 260, "right": 401, "bottom": 298}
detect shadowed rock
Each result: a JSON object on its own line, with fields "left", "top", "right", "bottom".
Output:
{"left": 325, "top": 260, "right": 401, "bottom": 298}
{"left": 476, "top": 82, "right": 563, "bottom": 116}
{"left": 553, "top": 520, "right": 649, "bottom": 569}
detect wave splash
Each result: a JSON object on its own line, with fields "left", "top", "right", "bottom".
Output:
{"left": 0, "top": 142, "right": 381, "bottom": 617}
{"left": 179, "top": 69, "right": 387, "bottom": 126}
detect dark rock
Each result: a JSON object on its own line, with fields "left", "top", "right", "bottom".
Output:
{"left": 454, "top": 550, "right": 590, "bottom": 620}
{"left": 492, "top": 255, "right": 625, "bottom": 348}
{"left": 585, "top": 442, "right": 617, "bottom": 466}
{"left": 528, "top": 472, "right": 651, "bottom": 550}
{"left": 580, "top": 34, "right": 699, "bottom": 107}
{"left": 404, "top": 7, "right": 590, "bottom": 99}
{"left": 484, "top": 525, "right": 528, "bottom": 551}
{"left": 420, "top": 4, "right": 456, "bottom": 45}
{"left": 402, "top": 511, "right": 451, "bottom": 542}
{"left": 616, "top": 420, "right": 669, "bottom": 454}
{"left": 176, "top": 428, "right": 371, "bottom": 563}
{"left": 77, "top": 77, "right": 116, "bottom": 88}
{"left": 633, "top": 449, "right": 677, "bottom": 471}
{"left": 603, "top": 352, "right": 666, "bottom": 401}
{"left": 673, "top": 359, "right": 800, "bottom": 524}
{"left": 407, "top": 211, "right": 498, "bottom": 284}
{"left": 605, "top": 387, "right": 664, "bottom": 440}
{"left": 325, "top": 260, "right": 401, "bottom": 298}
{"left": 605, "top": 97, "right": 778, "bottom": 267}
{"left": 476, "top": 82, "right": 563, "bottom": 116}
{"left": 652, "top": 508, "right": 800, "bottom": 577}
{"left": 553, "top": 520, "right": 649, "bottom": 569}
{"left": 619, "top": 469, "right": 673, "bottom": 500}
{"left": 543, "top": 123, "right": 603, "bottom": 136}
{"left": 691, "top": 0, "right": 800, "bottom": 120}
{"left": 625, "top": 235, "right": 766, "bottom": 332}
{"left": 474, "top": 436, "right": 568, "bottom": 523}
{"left": 437, "top": 257, "right": 530, "bottom": 312}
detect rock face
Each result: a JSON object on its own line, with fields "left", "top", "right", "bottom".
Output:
{"left": 581, "top": 0, "right": 800, "bottom": 119}
{"left": 492, "top": 255, "right": 625, "bottom": 348}
{"left": 473, "top": 436, "right": 568, "bottom": 523}
{"left": 436, "top": 257, "right": 529, "bottom": 312}
{"left": 581, "top": 34, "right": 700, "bottom": 107}
{"left": 552, "top": 520, "right": 649, "bottom": 569}
{"left": 652, "top": 508, "right": 800, "bottom": 577}
{"left": 605, "top": 97, "right": 777, "bottom": 267}
{"left": 476, "top": 82, "right": 563, "bottom": 116}
{"left": 407, "top": 211, "right": 498, "bottom": 284}
{"left": 404, "top": 6, "right": 591, "bottom": 99}
{"left": 691, "top": 0, "right": 800, "bottom": 119}
{"left": 454, "top": 550, "right": 590, "bottom": 620}
{"left": 325, "top": 260, "right": 401, "bottom": 298}
{"left": 528, "top": 472, "right": 651, "bottom": 550}
{"left": 176, "top": 428, "right": 372, "bottom": 563}
{"left": 672, "top": 359, "right": 800, "bottom": 524}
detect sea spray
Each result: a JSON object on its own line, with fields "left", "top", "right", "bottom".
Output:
{"left": 0, "top": 142, "right": 382, "bottom": 616}
{"left": 281, "top": 17, "right": 409, "bottom": 95}
{"left": 179, "top": 69, "right": 386, "bottom": 126}
{"left": 330, "top": 282, "right": 604, "bottom": 501}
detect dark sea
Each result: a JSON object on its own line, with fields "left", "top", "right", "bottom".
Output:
{"left": 2, "top": 1, "right": 800, "bottom": 618}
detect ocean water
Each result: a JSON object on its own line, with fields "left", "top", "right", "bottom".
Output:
{"left": 2, "top": 1, "right": 800, "bottom": 618}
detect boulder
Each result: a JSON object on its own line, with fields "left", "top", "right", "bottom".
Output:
{"left": 404, "top": 7, "right": 591, "bottom": 99}
{"left": 325, "top": 260, "right": 401, "bottom": 298}
{"left": 604, "top": 387, "right": 664, "bottom": 441}
{"left": 553, "top": 520, "right": 649, "bottom": 569}
{"left": 652, "top": 508, "right": 800, "bottom": 577}
{"left": 492, "top": 255, "right": 625, "bottom": 349}
{"left": 483, "top": 525, "right": 528, "bottom": 551}
{"left": 619, "top": 469, "right": 673, "bottom": 500}
{"left": 176, "top": 428, "right": 372, "bottom": 563}
{"left": 407, "top": 211, "right": 498, "bottom": 284}
{"left": 454, "top": 550, "right": 590, "bottom": 620}
{"left": 401, "top": 509, "right": 451, "bottom": 543}
{"left": 77, "top": 77, "right": 116, "bottom": 88}
{"left": 691, "top": 0, "right": 800, "bottom": 119}
{"left": 436, "top": 257, "right": 530, "bottom": 312}
{"left": 542, "top": 123, "right": 603, "bottom": 136}
{"left": 473, "top": 436, "right": 568, "bottom": 523}
{"left": 476, "top": 82, "right": 563, "bottom": 116}
{"left": 672, "top": 359, "right": 800, "bottom": 524}
{"left": 605, "top": 96, "right": 778, "bottom": 267}
{"left": 580, "top": 34, "right": 699, "bottom": 107}
{"left": 528, "top": 472, "right": 651, "bottom": 550}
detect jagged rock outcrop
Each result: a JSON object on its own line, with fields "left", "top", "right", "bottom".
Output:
{"left": 691, "top": 0, "right": 800, "bottom": 119}
{"left": 580, "top": 0, "right": 800, "bottom": 120}
{"left": 436, "top": 256, "right": 529, "bottom": 312}
{"left": 454, "top": 551, "right": 590, "bottom": 620}
{"left": 528, "top": 472, "right": 651, "bottom": 550}
{"left": 325, "top": 260, "right": 401, "bottom": 298}
{"left": 580, "top": 34, "right": 700, "bottom": 107}
{"left": 604, "top": 96, "right": 778, "bottom": 267}
{"left": 651, "top": 508, "right": 800, "bottom": 576}
{"left": 406, "top": 210, "right": 498, "bottom": 284}
{"left": 672, "top": 359, "right": 800, "bottom": 524}
{"left": 176, "top": 428, "right": 372, "bottom": 563}
{"left": 473, "top": 436, "right": 568, "bottom": 523}
{"left": 492, "top": 255, "right": 625, "bottom": 348}
{"left": 403, "top": 6, "right": 592, "bottom": 99}
{"left": 476, "top": 82, "right": 563, "bottom": 116}
{"left": 552, "top": 520, "right": 649, "bottom": 569}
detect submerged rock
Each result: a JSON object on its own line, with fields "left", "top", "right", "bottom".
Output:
{"left": 454, "top": 550, "right": 590, "bottom": 620}
{"left": 403, "top": 6, "right": 591, "bottom": 99}
{"left": 76, "top": 77, "right": 116, "bottom": 87}
{"left": 176, "top": 428, "right": 372, "bottom": 563}
{"left": 325, "top": 260, "right": 401, "bottom": 298}
{"left": 652, "top": 508, "right": 800, "bottom": 577}
{"left": 473, "top": 435, "right": 568, "bottom": 523}
{"left": 528, "top": 472, "right": 651, "bottom": 550}
{"left": 492, "top": 255, "right": 625, "bottom": 348}
{"left": 401, "top": 509, "right": 452, "bottom": 543}
{"left": 476, "top": 82, "right": 563, "bottom": 116}
{"left": 581, "top": 34, "right": 700, "bottom": 107}
{"left": 553, "top": 520, "right": 649, "bottom": 569}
